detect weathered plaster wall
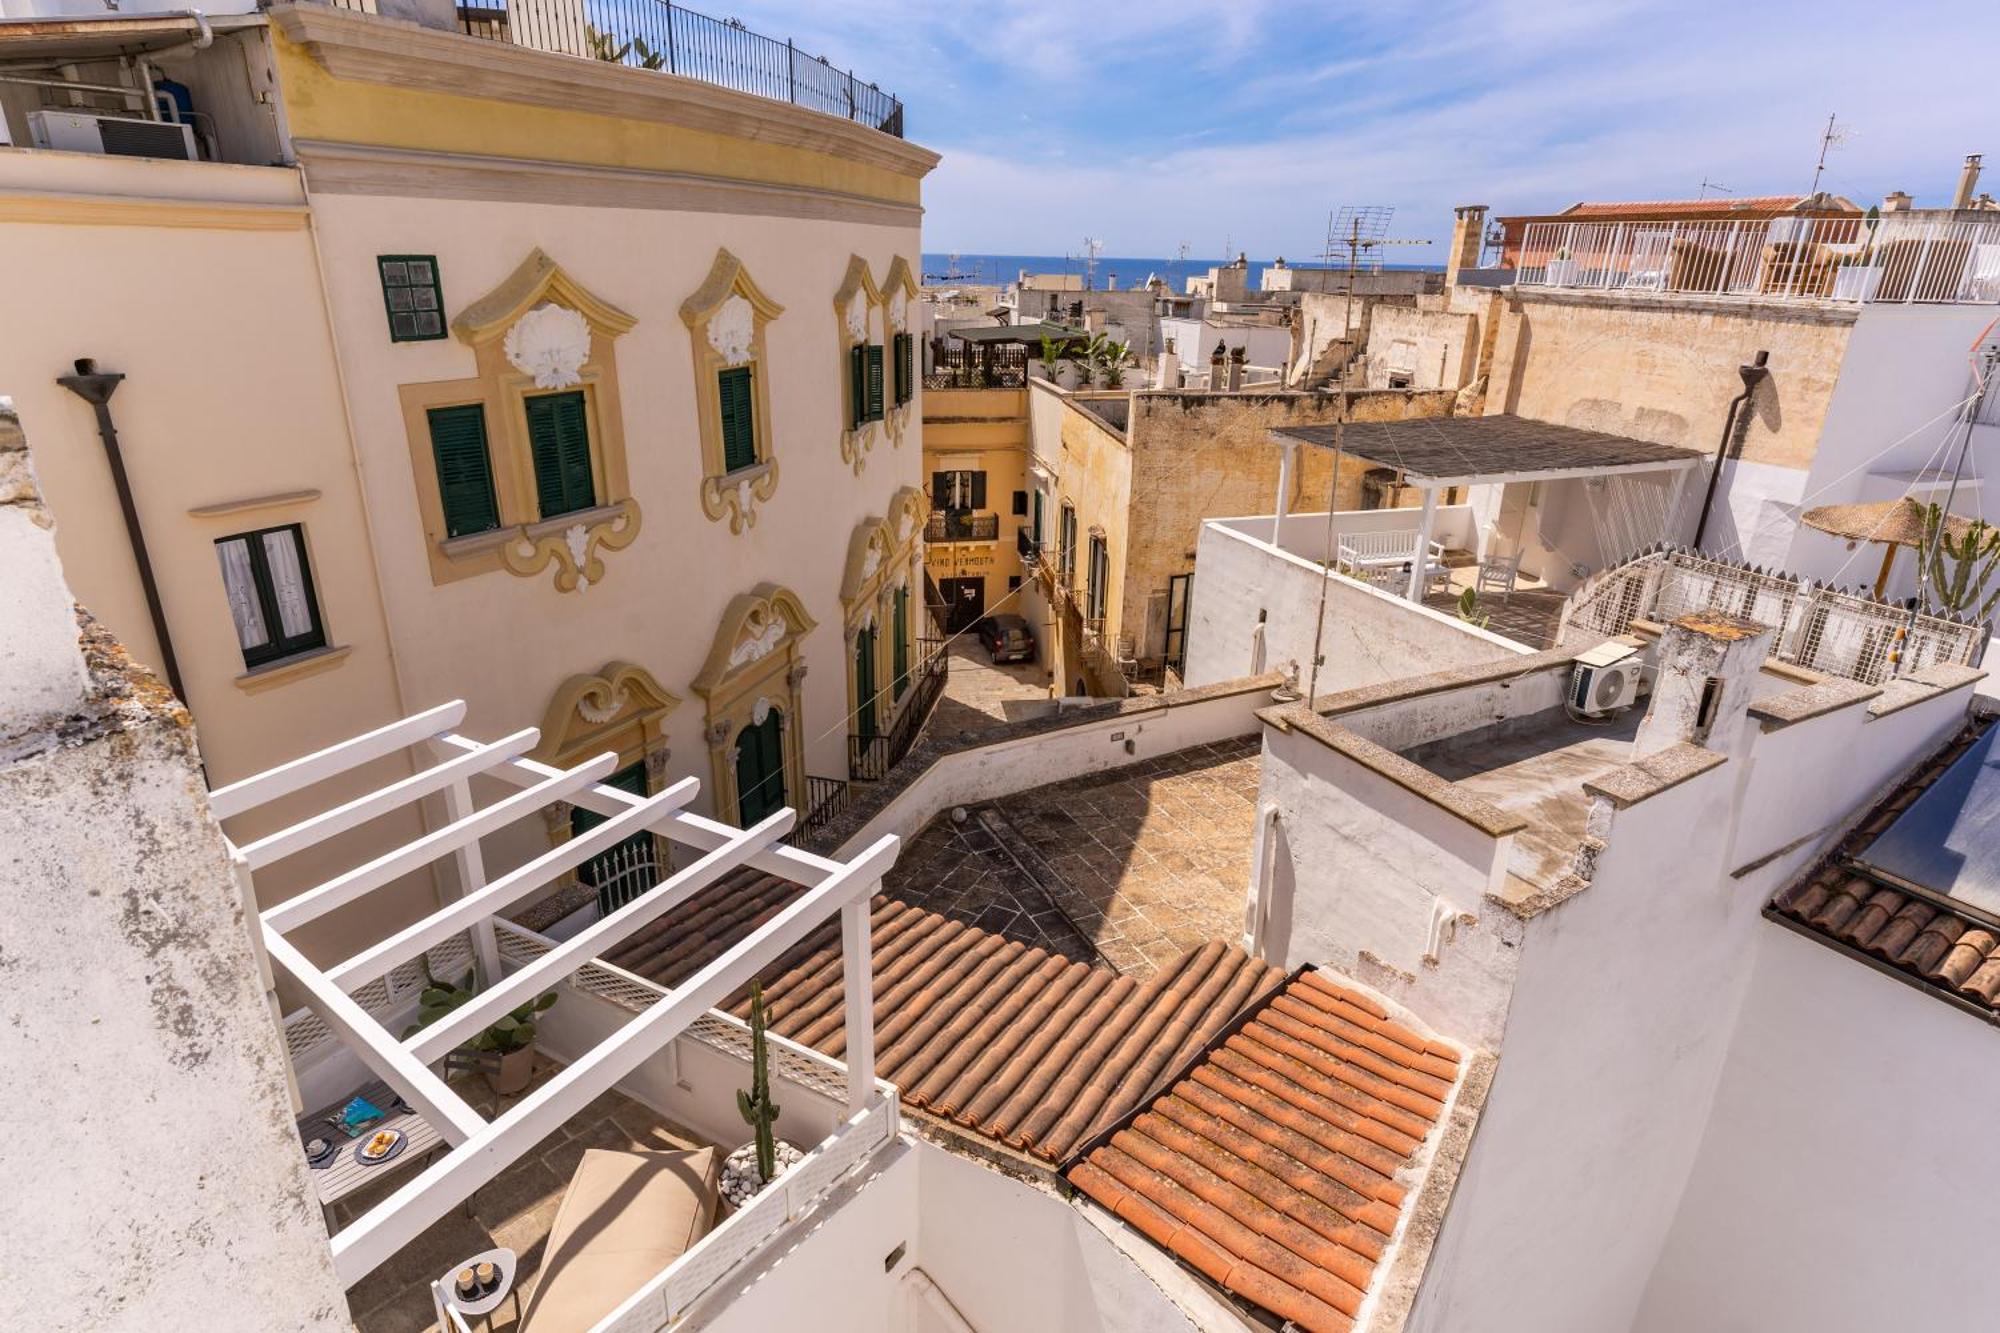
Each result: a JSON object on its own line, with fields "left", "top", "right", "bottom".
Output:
{"left": 1120, "top": 388, "right": 1458, "bottom": 665}
{"left": 1364, "top": 301, "right": 1479, "bottom": 391}
{"left": 1631, "top": 922, "right": 2000, "bottom": 1333}
{"left": 1184, "top": 518, "right": 1524, "bottom": 691}
{"left": 0, "top": 408, "right": 346, "bottom": 1332}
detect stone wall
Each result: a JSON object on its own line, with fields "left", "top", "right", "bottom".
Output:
{"left": 1121, "top": 387, "right": 1459, "bottom": 665}
{"left": 0, "top": 406, "right": 347, "bottom": 1331}
{"left": 1364, "top": 299, "right": 1481, "bottom": 390}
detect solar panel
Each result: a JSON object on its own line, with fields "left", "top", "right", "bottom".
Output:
{"left": 1857, "top": 724, "right": 2000, "bottom": 918}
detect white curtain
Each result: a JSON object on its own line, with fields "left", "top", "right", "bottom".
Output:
{"left": 216, "top": 538, "right": 268, "bottom": 652}
{"left": 261, "top": 530, "right": 314, "bottom": 639}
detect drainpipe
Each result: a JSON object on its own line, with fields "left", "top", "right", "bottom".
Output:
{"left": 56, "top": 358, "right": 186, "bottom": 702}
{"left": 1691, "top": 351, "right": 1770, "bottom": 551}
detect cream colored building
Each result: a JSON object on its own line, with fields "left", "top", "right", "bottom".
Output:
{"left": 0, "top": 4, "right": 935, "bottom": 972}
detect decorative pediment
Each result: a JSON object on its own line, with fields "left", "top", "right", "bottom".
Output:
{"left": 453, "top": 248, "right": 637, "bottom": 348}
{"left": 840, "top": 486, "right": 927, "bottom": 615}
{"left": 881, "top": 255, "right": 918, "bottom": 332}
{"left": 693, "top": 583, "right": 817, "bottom": 698}
{"left": 532, "top": 660, "right": 680, "bottom": 765}
{"left": 834, "top": 254, "right": 882, "bottom": 342}
{"left": 680, "top": 248, "right": 785, "bottom": 361}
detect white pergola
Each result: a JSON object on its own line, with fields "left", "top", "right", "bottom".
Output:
{"left": 1270, "top": 413, "right": 1707, "bottom": 600}
{"left": 211, "top": 701, "right": 897, "bottom": 1287}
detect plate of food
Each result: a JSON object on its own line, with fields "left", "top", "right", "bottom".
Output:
{"left": 355, "top": 1128, "right": 407, "bottom": 1166}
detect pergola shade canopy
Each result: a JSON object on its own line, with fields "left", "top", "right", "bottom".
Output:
{"left": 947, "top": 321, "right": 1086, "bottom": 345}
{"left": 1272, "top": 413, "right": 1706, "bottom": 486}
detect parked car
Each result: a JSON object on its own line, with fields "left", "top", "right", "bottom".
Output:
{"left": 975, "top": 614, "right": 1036, "bottom": 664}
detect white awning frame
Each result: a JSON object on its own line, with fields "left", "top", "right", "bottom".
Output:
{"left": 214, "top": 702, "right": 898, "bottom": 1288}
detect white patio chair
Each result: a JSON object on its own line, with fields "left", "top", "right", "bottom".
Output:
{"left": 1477, "top": 552, "right": 1522, "bottom": 602}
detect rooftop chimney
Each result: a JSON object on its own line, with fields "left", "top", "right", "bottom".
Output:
{"left": 1633, "top": 613, "right": 1774, "bottom": 762}
{"left": 1954, "top": 154, "right": 1984, "bottom": 210}
{"left": 1447, "top": 204, "right": 1489, "bottom": 287}
{"left": 1883, "top": 190, "right": 1913, "bottom": 213}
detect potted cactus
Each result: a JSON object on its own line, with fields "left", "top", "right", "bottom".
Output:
{"left": 721, "top": 981, "right": 801, "bottom": 1208}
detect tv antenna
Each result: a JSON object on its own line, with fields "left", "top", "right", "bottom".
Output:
{"left": 1698, "top": 177, "right": 1734, "bottom": 198}
{"left": 1078, "top": 236, "right": 1104, "bottom": 290}
{"left": 1806, "top": 113, "right": 1850, "bottom": 197}
{"left": 1302, "top": 205, "right": 1432, "bottom": 703}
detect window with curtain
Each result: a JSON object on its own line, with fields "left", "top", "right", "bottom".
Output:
{"left": 1087, "top": 534, "right": 1108, "bottom": 620}
{"left": 1059, "top": 503, "right": 1078, "bottom": 582}
{"left": 932, "top": 470, "right": 986, "bottom": 513}
{"left": 215, "top": 524, "right": 327, "bottom": 669}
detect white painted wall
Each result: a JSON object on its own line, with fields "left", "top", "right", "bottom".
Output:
{"left": 1255, "top": 719, "right": 1521, "bottom": 1047}
{"left": 1633, "top": 921, "right": 2000, "bottom": 1333}
{"left": 1160, "top": 316, "right": 1292, "bottom": 373}
{"left": 1185, "top": 519, "right": 1524, "bottom": 691}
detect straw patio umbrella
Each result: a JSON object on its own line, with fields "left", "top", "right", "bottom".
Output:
{"left": 1800, "top": 497, "right": 1975, "bottom": 598}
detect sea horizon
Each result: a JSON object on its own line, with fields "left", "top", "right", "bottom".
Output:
{"left": 920, "top": 251, "right": 1441, "bottom": 290}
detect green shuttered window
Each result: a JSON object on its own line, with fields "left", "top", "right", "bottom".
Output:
{"left": 718, "top": 366, "right": 757, "bottom": 472}
{"left": 850, "top": 343, "right": 886, "bottom": 427}
{"left": 524, "top": 390, "right": 595, "bottom": 519}
{"left": 893, "top": 332, "right": 914, "bottom": 405}
{"left": 425, "top": 404, "right": 499, "bottom": 538}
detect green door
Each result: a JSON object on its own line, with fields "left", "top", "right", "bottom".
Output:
{"left": 570, "top": 762, "right": 657, "bottom": 914}
{"left": 734, "top": 710, "right": 787, "bottom": 825}
{"left": 854, "top": 625, "right": 878, "bottom": 741}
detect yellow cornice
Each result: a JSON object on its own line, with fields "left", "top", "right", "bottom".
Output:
{"left": 0, "top": 191, "right": 308, "bottom": 231}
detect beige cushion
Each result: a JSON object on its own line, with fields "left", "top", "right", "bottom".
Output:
{"left": 522, "top": 1147, "right": 719, "bottom": 1333}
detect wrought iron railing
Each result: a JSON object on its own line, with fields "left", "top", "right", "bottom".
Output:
{"left": 1017, "top": 528, "right": 1043, "bottom": 564}
{"left": 927, "top": 511, "right": 999, "bottom": 542}
{"left": 791, "top": 774, "right": 851, "bottom": 845}
{"left": 924, "top": 340, "right": 1028, "bottom": 389}
{"left": 329, "top": 0, "right": 904, "bottom": 136}
{"left": 1558, "top": 545, "right": 1987, "bottom": 686}
{"left": 849, "top": 640, "right": 946, "bottom": 781}
{"left": 1516, "top": 215, "right": 2000, "bottom": 305}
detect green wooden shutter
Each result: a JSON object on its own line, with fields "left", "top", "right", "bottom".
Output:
{"left": 525, "top": 391, "right": 594, "bottom": 518}
{"left": 865, "top": 344, "right": 886, "bottom": 421}
{"left": 893, "top": 332, "right": 913, "bottom": 404}
{"left": 849, "top": 344, "right": 868, "bottom": 429}
{"left": 719, "top": 367, "right": 756, "bottom": 472}
{"left": 425, "top": 404, "right": 499, "bottom": 537}
{"left": 893, "top": 586, "right": 910, "bottom": 701}
{"left": 970, "top": 472, "right": 988, "bottom": 510}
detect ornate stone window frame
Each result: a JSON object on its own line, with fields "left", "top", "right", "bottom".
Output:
{"left": 880, "top": 254, "right": 919, "bottom": 446}
{"left": 834, "top": 254, "right": 885, "bottom": 474}
{"left": 840, "top": 485, "right": 927, "bottom": 734}
{"left": 681, "top": 249, "right": 785, "bottom": 534}
{"left": 691, "top": 583, "right": 816, "bottom": 824}
{"left": 399, "top": 248, "right": 641, "bottom": 592}
{"left": 530, "top": 660, "right": 681, "bottom": 852}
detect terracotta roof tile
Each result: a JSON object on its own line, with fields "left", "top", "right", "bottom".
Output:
{"left": 1769, "top": 723, "right": 2000, "bottom": 1017}
{"left": 602, "top": 870, "right": 1284, "bottom": 1162}
{"left": 1067, "top": 970, "right": 1462, "bottom": 1333}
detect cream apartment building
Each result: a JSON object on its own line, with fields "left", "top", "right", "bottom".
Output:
{"left": 0, "top": 2, "right": 936, "bottom": 966}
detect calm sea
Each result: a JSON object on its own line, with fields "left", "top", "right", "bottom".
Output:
{"left": 920, "top": 252, "right": 1439, "bottom": 289}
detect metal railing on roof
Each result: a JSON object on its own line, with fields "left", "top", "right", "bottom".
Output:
{"left": 1515, "top": 215, "right": 2000, "bottom": 305}
{"left": 326, "top": 0, "right": 904, "bottom": 136}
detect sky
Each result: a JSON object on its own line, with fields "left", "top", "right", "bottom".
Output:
{"left": 717, "top": 0, "right": 1988, "bottom": 259}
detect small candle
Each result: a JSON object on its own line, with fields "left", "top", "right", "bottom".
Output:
{"left": 454, "top": 1268, "right": 478, "bottom": 1301}
{"left": 475, "top": 1262, "right": 498, "bottom": 1295}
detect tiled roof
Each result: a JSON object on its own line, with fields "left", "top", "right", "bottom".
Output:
{"left": 1066, "top": 969, "right": 1462, "bottom": 1333}
{"left": 603, "top": 871, "right": 1285, "bottom": 1162}
{"left": 1562, "top": 195, "right": 1815, "bottom": 217}
{"left": 1770, "top": 723, "right": 2000, "bottom": 1012}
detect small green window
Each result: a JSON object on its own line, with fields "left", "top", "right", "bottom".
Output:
{"left": 377, "top": 255, "right": 445, "bottom": 342}
{"left": 719, "top": 366, "right": 757, "bottom": 472}
{"left": 425, "top": 404, "right": 499, "bottom": 538}
{"left": 524, "top": 390, "right": 595, "bottom": 519}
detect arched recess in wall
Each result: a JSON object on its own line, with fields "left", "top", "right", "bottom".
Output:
{"left": 839, "top": 485, "right": 927, "bottom": 744}
{"left": 691, "top": 583, "right": 816, "bottom": 826}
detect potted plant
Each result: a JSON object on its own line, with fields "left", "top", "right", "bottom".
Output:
{"left": 405, "top": 969, "right": 558, "bottom": 1096}
{"left": 1031, "top": 333, "right": 1063, "bottom": 384}
{"left": 722, "top": 981, "right": 802, "bottom": 1209}
{"left": 1100, "top": 339, "right": 1131, "bottom": 389}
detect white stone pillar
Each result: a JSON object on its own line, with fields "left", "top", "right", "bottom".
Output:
{"left": 1407, "top": 483, "right": 1441, "bottom": 601}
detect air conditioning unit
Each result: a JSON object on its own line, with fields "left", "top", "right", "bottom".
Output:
{"left": 1571, "top": 641, "right": 1643, "bottom": 716}
{"left": 26, "top": 110, "right": 196, "bottom": 161}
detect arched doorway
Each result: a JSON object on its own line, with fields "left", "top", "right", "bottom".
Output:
{"left": 854, "top": 624, "right": 878, "bottom": 741}
{"left": 734, "top": 706, "right": 787, "bottom": 825}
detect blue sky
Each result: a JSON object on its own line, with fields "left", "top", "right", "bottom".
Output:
{"left": 722, "top": 0, "right": 1988, "bottom": 257}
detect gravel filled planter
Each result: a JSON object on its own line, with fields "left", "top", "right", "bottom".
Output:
{"left": 720, "top": 1140, "right": 804, "bottom": 1210}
